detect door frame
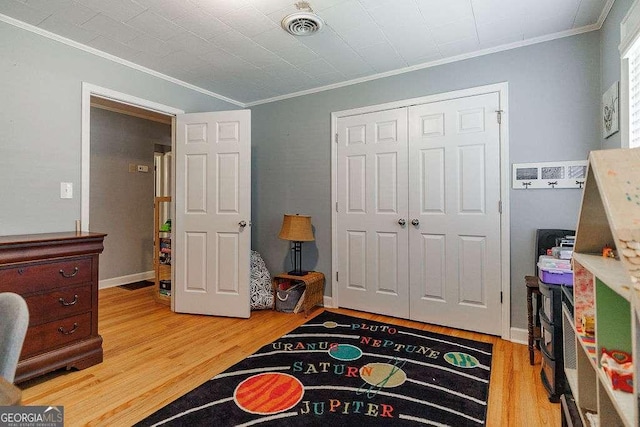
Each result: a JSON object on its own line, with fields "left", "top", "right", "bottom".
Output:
{"left": 330, "top": 82, "right": 511, "bottom": 340}
{"left": 80, "top": 83, "right": 183, "bottom": 302}
{"left": 80, "top": 82, "right": 184, "bottom": 231}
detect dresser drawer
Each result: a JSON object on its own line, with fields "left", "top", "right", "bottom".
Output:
{"left": 24, "top": 284, "right": 93, "bottom": 326}
{"left": 0, "top": 257, "right": 92, "bottom": 294}
{"left": 540, "top": 311, "right": 556, "bottom": 359}
{"left": 21, "top": 312, "right": 92, "bottom": 358}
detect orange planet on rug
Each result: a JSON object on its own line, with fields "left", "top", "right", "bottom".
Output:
{"left": 234, "top": 372, "right": 304, "bottom": 415}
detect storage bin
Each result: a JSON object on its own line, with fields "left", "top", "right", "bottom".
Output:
{"left": 538, "top": 266, "right": 573, "bottom": 285}
{"left": 275, "top": 282, "right": 305, "bottom": 312}
{"left": 538, "top": 255, "right": 571, "bottom": 270}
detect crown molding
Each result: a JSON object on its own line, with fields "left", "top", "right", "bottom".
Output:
{"left": 598, "top": 0, "right": 617, "bottom": 28}
{"left": 247, "top": 24, "right": 601, "bottom": 106}
{"left": 0, "top": 13, "right": 246, "bottom": 108}
{"left": 0, "top": 10, "right": 607, "bottom": 108}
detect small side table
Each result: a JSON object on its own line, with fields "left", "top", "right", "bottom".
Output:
{"left": 526, "top": 275, "right": 542, "bottom": 365}
{"left": 273, "top": 272, "right": 325, "bottom": 317}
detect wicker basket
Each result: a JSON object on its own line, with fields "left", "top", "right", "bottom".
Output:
{"left": 272, "top": 271, "right": 325, "bottom": 316}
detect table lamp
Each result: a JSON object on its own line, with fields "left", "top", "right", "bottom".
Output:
{"left": 278, "top": 214, "right": 314, "bottom": 276}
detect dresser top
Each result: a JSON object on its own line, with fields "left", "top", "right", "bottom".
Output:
{"left": 0, "top": 232, "right": 107, "bottom": 265}
{"left": 0, "top": 232, "right": 107, "bottom": 246}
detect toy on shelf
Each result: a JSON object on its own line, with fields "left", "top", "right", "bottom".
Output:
{"left": 600, "top": 348, "right": 633, "bottom": 393}
{"left": 602, "top": 244, "right": 616, "bottom": 258}
{"left": 581, "top": 313, "right": 595, "bottom": 336}
{"left": 159, "top": 219, "right": 171, "bottom": 232}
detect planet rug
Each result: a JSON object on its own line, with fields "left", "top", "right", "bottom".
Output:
{"left": 136, "top": 310, "right": 493, "bottom": 426}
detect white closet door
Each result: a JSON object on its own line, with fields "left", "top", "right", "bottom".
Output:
{"left": 337, "top": 108, "right": 409, "bottom": 318}
{"left": 407, "top": 92, "right": 502, "bottom": 335}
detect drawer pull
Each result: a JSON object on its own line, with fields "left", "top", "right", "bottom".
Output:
{"left": 58, "top": 323, "right": 79, "bottom": 335}
{"left": 59, "top": 267, "right": 79, "bottom": 278}
{"left": 59, "top": 295, "right": 78, "bottom": 306}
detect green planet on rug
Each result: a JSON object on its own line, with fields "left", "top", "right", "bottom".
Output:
{"left": 136, "top": 311, "right": 492, "bottom": 426}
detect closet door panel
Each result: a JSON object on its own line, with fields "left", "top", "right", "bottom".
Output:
{"left": 421, "top": 148, "right": 445, "bottom": 214}
{"left": 458, "top": 235, "right": 487, "bottom": 306}
{"left": 419, "top": 233, "right": 446, "bottom": 301}
{"left": 408, "top": 92, "right": 502, "bottom": 335}
{"left": 458, "top": 144, "right": 486, "bottom": 214}
{"left": 337, "top": 108, "right": 409, "bottom": 318}
{"left": 346, "top": 231, "right": 366, "bottom": 290}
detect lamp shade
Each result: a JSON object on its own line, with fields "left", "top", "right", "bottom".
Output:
{"left": 278, "top": 214, "right": 314, "bottom": 242}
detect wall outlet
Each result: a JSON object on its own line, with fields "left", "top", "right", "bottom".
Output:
{"left": 60, "top": 182, "right": 73, "bottom": 199}
{"left": 137, "top": 165, "right": 149, "bottom": 173}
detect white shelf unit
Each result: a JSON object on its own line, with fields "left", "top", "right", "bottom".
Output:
{"left": 563, "top": 148, "right": 640, "bottom": 427}
{"left": 562, "top": 303, "right": 579, "bottom": 394}
{"left": 573, "top": 253, "right": 631, "bottom": 301}
{"left": 154, "top": 196, "right": 171, "bottom": 306}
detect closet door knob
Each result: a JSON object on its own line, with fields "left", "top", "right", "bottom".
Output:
{"left": 397, "top": 218, "right": 406, "bottom": 226}
{"left": 239, "top": 220, "right": 247, "bottom": 227}
{"left": 411, "top": 219, "right": 420, "bottom": 226}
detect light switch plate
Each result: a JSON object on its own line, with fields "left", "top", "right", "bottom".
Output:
{"left": 60, "top": 182, "right": 73, "bottom": 199}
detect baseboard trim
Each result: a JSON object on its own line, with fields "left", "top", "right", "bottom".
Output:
{"left": 99, "top": 271, "right": 154, "bottom": 289}
{"left": 323, "top": 296, "right": 334, "bottom": 308}
{"left": 510, "top": 327, "right": 528, "bottom": 345}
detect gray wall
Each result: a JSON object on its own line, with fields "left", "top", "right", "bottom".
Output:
{"left": 251, "top": 33, "right": 601, "bottom": 330}
{"left": 90, "top": 107, "right": 170, "bottom": 281}
{"left": 1, "top": 7, "right": 628, "bottom": 330}
{"left": 601, "top": 0, "right": 632, "bottom": 150}
{"left": 0, "top": 21, "right": 238, "bottom": 236}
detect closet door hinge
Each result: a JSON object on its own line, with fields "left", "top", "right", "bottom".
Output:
{"left": 335, "top": 202, "right": 338, "bottom": 212}
{"left": 500, "top": 291, "right": 503, "bottom": 303}
{"left": 498, "top": 200, "right": 502, "bottom": 214}
{"left": 496, "top": 110, "right": 503, "bottom": 124}
{"left": 336, "top": 271, "right": 339, "bottom": 281}
{"left": 335, "top": 133, "right": 338, "bottom": 143}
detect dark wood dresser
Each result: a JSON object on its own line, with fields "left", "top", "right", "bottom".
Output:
{"left": 0, "top": 232, "right": 106, "bottom": 383}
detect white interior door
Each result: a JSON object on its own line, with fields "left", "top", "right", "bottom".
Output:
{"left": 174, "top": 110, "right": 251, "bottom": 318}
{"left": 337, "top": 108, "right": 409, "bottom": 318}
{"left": 408, "top": 93, "right": 502, "bottom": 335}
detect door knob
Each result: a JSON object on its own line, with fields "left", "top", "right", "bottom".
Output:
{"left": 239, "top": 220, "right": 247, "bottom": 227}
{"left": 397, "top": 218, "right": 406, "bottom": 226}
{"left": 411, "top": 219, "right": 420, "bottom": 226}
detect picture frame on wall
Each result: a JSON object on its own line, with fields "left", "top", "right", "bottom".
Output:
{"left": 602, "top": 81, "right": 619, "bottom": 138}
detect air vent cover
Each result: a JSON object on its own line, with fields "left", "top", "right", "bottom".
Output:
{"left": 281, "top": 12, "right": 324, "bottom": 36}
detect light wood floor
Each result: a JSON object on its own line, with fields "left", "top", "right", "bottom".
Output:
{"left": 19, "top": 286, "right": 559, "bottom": 426}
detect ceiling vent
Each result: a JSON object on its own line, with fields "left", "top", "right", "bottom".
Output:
{"left": 281, "top": 2, "right": 324, "bottom": 36}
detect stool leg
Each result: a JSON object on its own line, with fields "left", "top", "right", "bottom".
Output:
{"left": 527, "top": 287, "right": 534, "bottom": 365}
{"left": 535, "top": 293, "right": 542, "bottom": 350}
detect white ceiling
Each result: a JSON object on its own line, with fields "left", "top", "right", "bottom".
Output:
{"left": 0, "top": 0, "right": 612, "bottom": 106}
